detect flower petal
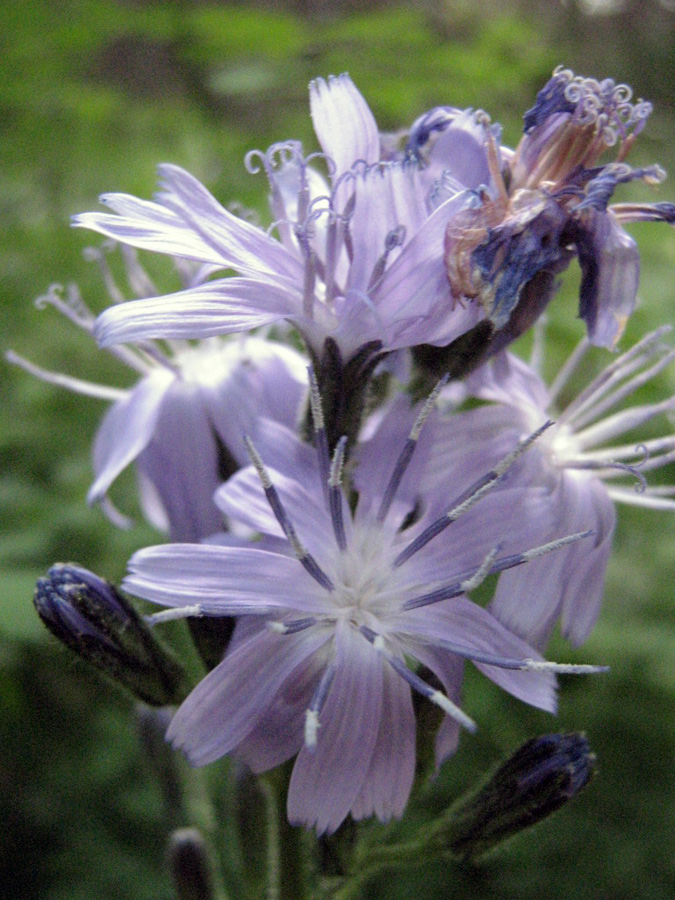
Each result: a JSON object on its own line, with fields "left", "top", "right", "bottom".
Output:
{"left": 489, "top": 474, "right": 615, "bottom": 650}
{"left": 235, "top": 643, "right": 328, "bottom": 773}
{"left": 135, "top": 380, "right": 223, "bottom": 541}
{"left": 287, "top": 623, "right": 383, "bottom": 834}
{"left": 74, "top": 165, "right": 303, "bottom": 281}
{"left": 93, "top": 278, "right": 300, "bottom": 347}
{"left": 167, "top": 626, "right": 330, "bottom": 766}
{"left": 88, "top": 369, "right": 174, "bottom": 505}
{"left": 349, "top": 660, "right": 415, "bottom": 823}
{"left": 576, "top": 210, "right": 639, "bottom": 348}
{"left": 410, "top": 643, "right": 464, "bottom": 769}
{"left": 124, "top": 543, "right": 325, "bottom": 615}
{"left": 399, "top": 599, "right": 557, "bottom": 712}
{"left": 310, "top": 74, "right": 379, "bottom": 178}
{"left": 157, "top": 164, "right": 305, "bottom": 280}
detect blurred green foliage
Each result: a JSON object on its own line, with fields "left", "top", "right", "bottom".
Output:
{"left": 2, "top": 1, "right": 675, "bottom": 898}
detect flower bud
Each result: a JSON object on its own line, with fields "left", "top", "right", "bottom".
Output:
{"left": 446, "top": 732, "right": 596, "bottom": 860}
{"left": 34, "top": 563, "right": 188, "bottom": 706}
{"left": 167, "top": 828, "right": 217, "bottom": 900}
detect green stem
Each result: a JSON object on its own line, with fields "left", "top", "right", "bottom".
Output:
{"left": 259, "top": 768, "right": 316, "bottom": 900}
{"left": 180, "top": 765, "right": 231, "bottom": 900}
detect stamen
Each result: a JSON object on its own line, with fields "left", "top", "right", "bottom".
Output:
{"left": 417, "top": 635, "right": 608, "bottom": 675}
{"left": 578, "top": 436, "right": 675, "bottom": 465}
{"left": 244, "top": 436, "right": 334, "bottom": 591}
{"left": 146, "top": 604, "right": 202, "bottom": 625}
{"left": 268, "top": 617, "right": 317, "bottom": 635}
{"left": 458, "top": 547, "right": 500, "bottom": 593}
{"left": 564, "top": 459, "right": 648, "bottom": 492}
{"left": 570, "top": 346, "right": 675, "bottom": 433}
{"left": 403, "top": 531, "right": 591, "bottom": 611}
{"left": 329, "top": 437, "right": 348, "bottom": 550}
{"left": 82, "top": 244, "right": 127, "bottom": 304}
{"left": 304, "top": 663, "right": 337, "bottom": 749}
{"left": 296, "top": 226, "right": 317, "bottom": 321}
{"left": 36, "top": 283, "right": 95, "bottom": 331}
{"left": 377, "top": 377, "right": 448, "bottom": 523}
{"left": 548, "top": 337, "right": 590, "bottom": 403}
{"left": 575, "top": 396, "right": 675, "bottom": 451}
{"left": 521, "top": 660, "right": 609, "bottom": 674}
{"left": 324, "top": 207, "right": 339, "bottom": 304}
{"left": 395, "top": 421, "right": 554, "bottom": 568}
{"left": 606, "top": 487, "right": 675, "bottom": 512}
{"left": 6, "top": 351, "right": 127, "bottom": 402}
{"left": 366, "top": 225, "right": 407, "bottom": 292}
{"left": 560, "top": 327, "right": 671, "bottom": 426}
{"left": 360, "top": 627, "right": 477, "bottom": 732}
{"left": 308, "top": 367, "right": 331, "bottom": 505}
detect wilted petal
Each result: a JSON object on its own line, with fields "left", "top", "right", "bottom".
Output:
{"left": 576, "top": 210, "right": 639, "bottom": 348}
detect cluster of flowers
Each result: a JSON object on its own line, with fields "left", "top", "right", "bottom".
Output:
{"left": 16, "top": 68, "right": 675, "bottom": 834}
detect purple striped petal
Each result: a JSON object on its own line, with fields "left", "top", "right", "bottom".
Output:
{"left": 287, "top": 624, "right": 383, "bottom": 834}
{"left": 235, "top": 644, "right": 328, "bottom": 773}
{"left": 156, "top": 164, "right": 304, "bottom": 280}
{"left": 88, "top": 369, "right": 174, "bottom": 505}
{"left": 399, "top": 599, "right": 557, "bottom": 712}
{"left": 74, "top": 166, "right": 303, "bottom": 282}
{"left": 167, "top": 626, "right": 330, "bottom": 765}
{"left": 93, "top": 278, "right": 300, "bottom": 348}
{"left": 124, "top": 544, "right": 326, "bottom": 615}
{"left": 215, "top": 465, "right": 336, "bottom": 560}
{"left": 349, "top": 660, "right": 416, "bottom": 822}
{"left": 489, "top": 475, "right": 615, "bottom": 650}
{"left": 309, "top": 74, "right": 379, "bottom": 178}
{"left": 135, "top": 380, "right": 223, "bottom": 542}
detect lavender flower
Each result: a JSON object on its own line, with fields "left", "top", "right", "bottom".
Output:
{"left": 430, "top": 67, "right": 675, "bottom": 351}
{"left": 7, "top": 246, "right": 307, "bottom": 540}
{"left": 459, "top": 328, "right": 675, "bottom": 649}
{"left": 76, "top": 75, "right": 486, "bottom": 364}
{"left": 123, "top": 382, "right": 602, "bottom": 833}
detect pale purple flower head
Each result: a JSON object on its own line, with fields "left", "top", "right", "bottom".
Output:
{"left": 123, "top": 385, "right": 602, "bottom": 834}
{"left": 460, "top": 328, "right": 675, "bottom": 649}
{"left": 75, "top": 75, "right": 490, "bottom": 365}
{"left": 7, "top": 246, "right": 308, "bottom": 540}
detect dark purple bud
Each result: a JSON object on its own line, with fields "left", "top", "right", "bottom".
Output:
{"left": 446, "top": 732, "right": 596, "bottom": 860}
{"left": 167, "top": 828, "right": 217, "bottom": 900}
{"left": 34, "top": 563, "right": 188, "bottom": 706}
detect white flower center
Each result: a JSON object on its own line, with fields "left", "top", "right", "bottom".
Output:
{"left": 548, "top": 421, "right": 584, "bottom": 467}
{"left": 327, "top": 524, "right": 401, "bottom": 626}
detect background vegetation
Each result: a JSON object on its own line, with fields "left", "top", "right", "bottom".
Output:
{"left": 2, "top": 1, "right": 675, "bottom": 897}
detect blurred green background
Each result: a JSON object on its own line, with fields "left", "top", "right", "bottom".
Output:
{"left": 2, "top": 1, "right": 675, "bottom": 898}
